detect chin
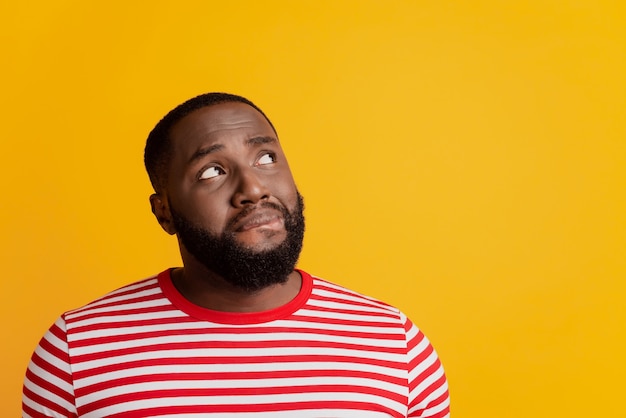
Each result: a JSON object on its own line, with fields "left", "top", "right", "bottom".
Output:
{"left": 235, "top": 230, "right": 287, "bottom": 251}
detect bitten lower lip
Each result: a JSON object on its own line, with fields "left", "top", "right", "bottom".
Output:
{"left": 236, "top": 213, "right": 284, "bottom": 232}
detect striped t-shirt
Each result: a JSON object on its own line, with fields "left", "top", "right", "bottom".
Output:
{"left": 23, "top": 269, "right": 450, "bottom": 417}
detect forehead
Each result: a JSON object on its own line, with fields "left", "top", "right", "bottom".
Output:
{"left": 169, "top": 102, "right": 275, "bottom": 149}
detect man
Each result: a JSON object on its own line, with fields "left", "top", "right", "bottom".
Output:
{"left": 23, "top": 93, "right": 450, "bottom": 417}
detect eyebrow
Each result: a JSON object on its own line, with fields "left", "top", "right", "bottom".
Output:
{"left": 188, "top": 143, "right": 225, "bottom": 165}
{"left": 246, "top": 136, "right": 277, "bottom": 146}
{"left": 187, "top": 136, "right": 278, "bottom": 165}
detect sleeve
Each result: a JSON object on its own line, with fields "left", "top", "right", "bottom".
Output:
{"left": 22, "top": 316, "right": 78, "bottom": 418}
{"left": 403, "top": 314, "right": 450, "bottom": 417}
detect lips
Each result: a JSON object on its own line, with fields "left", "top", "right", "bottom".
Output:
{"left": 232, "top": 208, "right": 285, "bottom": 232}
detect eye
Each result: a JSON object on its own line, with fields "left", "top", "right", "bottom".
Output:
{"left": 257, "top": 152, "right": 276, "bottom": 166}
{"left": 198, "top": 166, "right": 225, "bottom": 180}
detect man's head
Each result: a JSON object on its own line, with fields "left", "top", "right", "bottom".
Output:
{"left": 145, "top": 92, "right": 276, "bottom": 193}
{"left": 145, "top": 93, "right": 304, "bottom": 291}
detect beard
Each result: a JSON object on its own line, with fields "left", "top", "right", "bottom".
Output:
{"left": 170, "top": 192, "right": 305, "bottom": 292}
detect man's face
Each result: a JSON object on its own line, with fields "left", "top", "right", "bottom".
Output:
{"left": 156, "top": 102, "right": 304, "bottom": 289}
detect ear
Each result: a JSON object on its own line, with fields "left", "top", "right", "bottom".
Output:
{"left": 149, "top": 193, "right": 177, "bottom": 235}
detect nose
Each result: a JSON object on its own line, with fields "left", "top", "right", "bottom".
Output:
{"left": 231, "top": 168, "right": 270, "bottom": 207}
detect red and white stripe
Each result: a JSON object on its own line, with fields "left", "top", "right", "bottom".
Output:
{"left": 23, "top": 269, "right": 450, "bottom": 417}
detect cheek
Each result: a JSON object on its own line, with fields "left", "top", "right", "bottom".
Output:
{"left": 195, "top": 200, "right": 231, "bottom": 232}
{"left": 172, "top": 190, "right": 229, "bottom": 233}
{"left": 272, "top": 175, "right": 298, "bottom": 204}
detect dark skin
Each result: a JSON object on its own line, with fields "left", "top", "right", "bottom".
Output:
{"left": 150, "top": 102, "right": 302, "bottom": 313}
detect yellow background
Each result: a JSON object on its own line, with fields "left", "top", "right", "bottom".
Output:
{"left": 2, "top": 1, "right": 625, "bottom": 416}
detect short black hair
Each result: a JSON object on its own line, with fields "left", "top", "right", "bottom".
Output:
{"left": 144, "top": 92, "right": 276, "bottom": 192}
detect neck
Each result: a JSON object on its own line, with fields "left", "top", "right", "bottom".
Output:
{"left": 171, "top": 264, "right": 302, "bottom": 313}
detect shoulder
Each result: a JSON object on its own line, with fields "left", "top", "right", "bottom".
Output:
{"left": 310, "top": 274, "right": 398, "bottom": 309}
{"left": 62, "top": 271, "right": 166, "bottom": 324}
{"left": 303, "top": 271, "right": 411, "bottom": 327}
